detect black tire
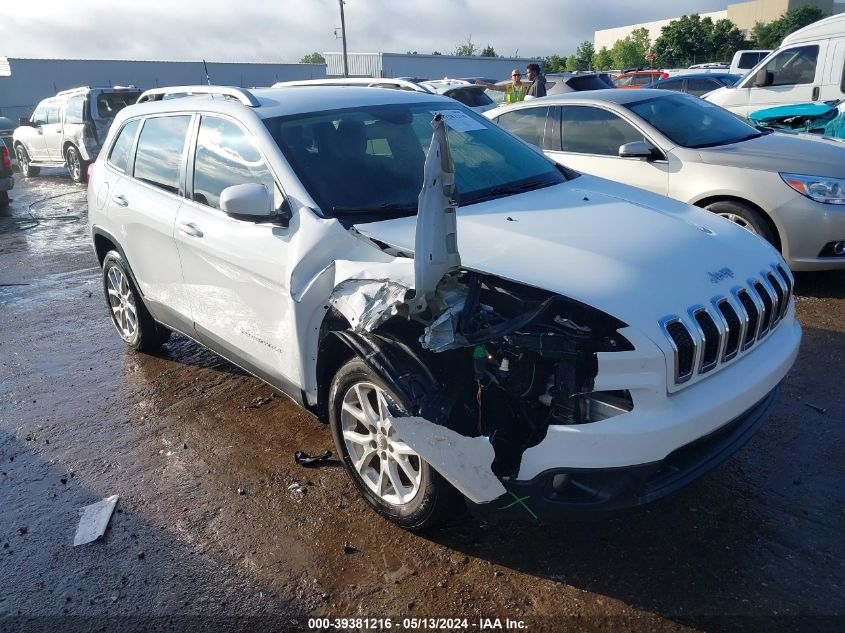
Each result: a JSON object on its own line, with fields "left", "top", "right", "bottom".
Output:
{"left": 329, "top": 359, "right": 462, "bottom": 531}
{"left": 0, "top": 191, "right": 8, "bottom": 210}
{"left": 15, "top": 144, "right": 40, "bottom": 177}
{"left": 101, "top": 251, "right": 170, "bottom": 352}
{"left": 706, "top": 199, "right": 777, "bottom": 246}
{"left": 65, "top": 145, "right": 88, "bottom": 183}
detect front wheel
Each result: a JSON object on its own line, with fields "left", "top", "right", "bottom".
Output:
{"left": 15, "top": 145, "right": 40, "bottom": 177}
{"left": 101, "top": 251, "right": 170, "bottom": 352}
{"left": 706, "top": 199, "right": 777, "bottom": 246}
{"left": 65, "top": 145, "right": 88, "bottom": 183}
{"left": 328, "top": 359, "right": 461, "bottom": 531}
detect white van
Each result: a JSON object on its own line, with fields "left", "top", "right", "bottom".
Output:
{"left": 706, "top": 13, "right": 845, "bottom": 117}
{"left": 728, "top": 50, "right": 772, "bottom": 76}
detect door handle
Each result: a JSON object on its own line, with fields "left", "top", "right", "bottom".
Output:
{"left": 178, "top": 221, "right": 203, "bottom": 238}
{"left": 55, "top": 129, "right": 62, "bottom": 133}
{"left": 111, "top": 194, "right": 128, "bottom": 207}
{"left": 812, "top": 86, "right": 820, "bottom": 101}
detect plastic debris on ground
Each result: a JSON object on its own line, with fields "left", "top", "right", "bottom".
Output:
{"left": 294, "top": 450, "right": 333, "bottom": 466}
{"left": 73, "top": 495, "right": 119, "bottom": 546}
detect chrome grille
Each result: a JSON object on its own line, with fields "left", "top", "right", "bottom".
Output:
{"left": 660, "top": 264, "right": 793, "bottom": 386}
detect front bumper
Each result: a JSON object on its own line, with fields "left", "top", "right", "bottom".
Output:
{"left": 468, "top": 388, "right": 777, "bottom": 521}
{"left": 771, "top": 193, "right": 845, "bottom": 271}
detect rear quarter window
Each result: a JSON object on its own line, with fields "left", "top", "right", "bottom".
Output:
{"left": 132, "top": 115, "right": 192, "bottom": 194}
{"left": 65, "top": 95, "right": 86, "bottom": 124}
{"left": 108, "top": 119, "right": 141, "bottom": 172}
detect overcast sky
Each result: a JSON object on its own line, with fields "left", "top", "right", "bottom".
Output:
{"left": 2, "top": 0, "right": 732, "bottom": 62}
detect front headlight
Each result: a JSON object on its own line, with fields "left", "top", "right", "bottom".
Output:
{"left": 780, "top": 173, "right": 845, "bottom": 205}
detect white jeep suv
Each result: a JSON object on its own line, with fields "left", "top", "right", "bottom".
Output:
{"left": 88, "top": 85, "right": 801, "bottom": 530}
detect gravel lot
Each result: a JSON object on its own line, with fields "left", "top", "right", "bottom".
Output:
{"left": 1, "top": 171, "right": 843, "bottom": 632}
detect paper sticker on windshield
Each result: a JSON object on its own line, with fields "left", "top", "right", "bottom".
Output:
{"left": 431, "top": 110, "right": 487, "bottom": 132}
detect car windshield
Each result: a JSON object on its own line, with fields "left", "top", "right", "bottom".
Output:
{"left": 625, "top": 94, "right": 763, "bottom": 148}
{"left": 264, "top": 102, "right": 566, "bottom": 220}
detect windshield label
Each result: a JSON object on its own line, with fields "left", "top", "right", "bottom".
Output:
{"left": 430, "top": 110, "right": 487, "bottom": 132}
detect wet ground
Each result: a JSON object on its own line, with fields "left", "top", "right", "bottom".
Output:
{"left": 1, "top": 172, "right": 843, "bottom": 632}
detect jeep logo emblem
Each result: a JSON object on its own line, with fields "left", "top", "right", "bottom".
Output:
{"left": 708, "top": 268, "right": 734, "bottom": 284}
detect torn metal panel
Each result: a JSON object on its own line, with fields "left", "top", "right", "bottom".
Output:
{"left": 330, "top": 280, "right": 410, "bottom": 332}
{"left": 408, "top": 114, "right": 460, "bottom": 315}
{"left": 73, "top": 495, "right": 119, "bottom": 546}
{"left": 390, "top": 416, "right": 506, "bottom": 504}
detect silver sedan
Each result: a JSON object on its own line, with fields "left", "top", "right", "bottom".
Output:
{"left": 486, "top": 89, "right": 845, "bottom": 271}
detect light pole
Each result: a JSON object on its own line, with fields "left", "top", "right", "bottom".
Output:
{"left": 339, "top": 0, "right": 349, "bottom": 78}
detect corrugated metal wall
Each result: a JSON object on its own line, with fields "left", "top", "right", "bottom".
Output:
{"left": 0, "top": 58, "right": 326, "bottom": 119}
{"left": 324, "top": 52, "right": 543, "bottom": 80}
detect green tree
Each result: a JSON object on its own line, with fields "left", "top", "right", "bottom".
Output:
{"left": 480, "top": 45, "right": 497, "bottom": 57}
{"left": 592, "top": 47, "right": 613, "bottom": 71}
{"left": 752, "top": 5, "right": 826, "bottom": 49}
{"left": 710, "top": 18, "right": 749, "bottom": 61}
{"left": 455, "top": 36, "right": 477, "bottom": 56}
{"left": 630, "top": 27, "right": 651, "bottom": 54}
{"left": 653, "top": 14, "right": 715, "bottom": 67}
{"left": 565, "top": 54, "right": 579, "bottom": 71}
{"left": 299, "top": 52, "right": 326, "bottom": 64}
{"left": 545, "top": 54, "right": 567, "bottom": 73}
{"left": 611, "top": 36, "right": 647, "bottom": 69}
{"left": 575, "top": 41, "right": 595, "bottom": 70}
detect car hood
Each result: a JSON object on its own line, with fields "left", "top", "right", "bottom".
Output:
{"left": 696, "top": 132, "right": 845, "bottom": 178}
{"left": 353, "top": 174, "right": 783, "bottom": 335}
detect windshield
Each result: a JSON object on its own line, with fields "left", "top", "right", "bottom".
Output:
{"left": 625, "top": 94, "right": 762, "bottom": 148}
{"left": 264, "top": 102, "right": 565, "bottom": 220}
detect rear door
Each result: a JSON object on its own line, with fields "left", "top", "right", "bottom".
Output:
{"left": 108, "top": 114, "right": 194, "bottom": 324}
{"left": 549, "top": 104, "right": 669, "bottom": 195}
{"left": 42, "top": 100, "right": 65, "bottom": 161}
{"left": 174, "top": 114, "right": 291, "bottom": 379}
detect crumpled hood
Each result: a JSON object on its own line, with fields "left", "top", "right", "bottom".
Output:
{"left": 697, "top": 132, "right": 845, "bottom": 178}
{"left": 354, "top": 175, "right": 784, "bottom": 336}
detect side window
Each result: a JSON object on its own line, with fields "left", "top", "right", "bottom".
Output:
{"left": 108, "top": 119, "right": 141, "bottom": 173}
{"left": 133, "top": 115, "right": 192, "bottom": 194}
{"left": 65, "top": 96, "right": 86, "bottom": 124}
{"left": 738, "top": 52, "right": 760, "bottom": 70}
{"left": 192, "top": 116, "right": 276, "bottom": 210}
{"left": 657, "top": 79, "right": 684, "bottom": 92}
{"left": 613, "top": 75, "right": 634, "bottom": 87}
{"left": 632, "top": 74, "right": 653, "bottom": 85}
{"left": 687, "top": 78, "right": 719, "bottom": 97}
{"left": 46, "top": 103, "right": 61, "bottom": 124}
{"left": 494, "top": 107, "right": 549, "bottom": 148}
{"left": 31, "top": 103, "right": 48, "bottom": 126}
{"left": 561, "top": 106, "right": 645, "bottom": 156}
{"left": 762, "top": 45, "right": 819, "bottom": 86}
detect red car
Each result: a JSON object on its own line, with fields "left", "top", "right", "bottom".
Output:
{"left": 613, "top": 70, "right": 669, "bottom": 88}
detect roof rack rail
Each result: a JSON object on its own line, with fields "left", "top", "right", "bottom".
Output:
{"left": 136, "top": 85, "right": 260, "bottom": 107}
{"left": 56, "top": 86, "right": 91, "bottom": 95}
{"left": 272, "top": 78, "right": 433, "bottom": 93}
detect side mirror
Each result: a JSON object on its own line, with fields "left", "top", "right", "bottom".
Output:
{"left": 220, "top": 183, "right": 273, "bottom": 220}
{"left": 753, "top": 68, "right": 773, "bottom": 88}
{"left": 619, "top": 141, "right": 660, "bottom": 161}
{"left": 18, "top": 118, "right": 33, "bottom": 127}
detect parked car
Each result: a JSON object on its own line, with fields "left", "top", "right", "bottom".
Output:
{"left": 419, "top": 79, "right": 496, "bottom": 113}
{"left": 613, "top": 70, "right": 669, "bottom": 88}
{"left": 643, "top": 73, "right": 742, "bottom": 97}
{"left": 706, "top": 14, "right": 845, "bottom": 117}
{"left": 728, "top": 50, "right": 772, "bottom": 76}
{"left": 0, "top": 116, "right": 14, "bottom": 154}
{"left": 487, "top": 89, "right": 845, "bottom": 271}
{"left": 12, "top": 85, "right": 141, "bottom": 182}
{"left": 0, "top": 143, "right": 12, "bottom": 209}
{"left": 89, "top": 84, "right": 799, "bottom": 529}
{"left": 486, "top": 72, "right": 611, "bottom": 104}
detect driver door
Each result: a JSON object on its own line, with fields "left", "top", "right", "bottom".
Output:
{"left": 21, "top": 102, "right": 50, "bottom": 160}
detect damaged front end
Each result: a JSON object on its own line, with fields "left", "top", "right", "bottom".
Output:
{"left": 321, "top": 114, "right": 636, "bottom": 517}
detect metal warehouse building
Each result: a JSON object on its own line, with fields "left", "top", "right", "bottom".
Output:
{"left": 323, "top": 52, "right": 543, "bottom": 80}
{"left": 0, "top": 57, "right": 326, "bottom": 120}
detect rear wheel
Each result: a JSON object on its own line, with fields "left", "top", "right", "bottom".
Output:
{"left": 15, "top": 144, "right": 40, "bottom": 177}
{"left": 706, "top": 199, "right": 776, "bottom": 246}
{"left": 0, "top": 191, "right": 8, "bottom": 209}
{"left": 65, "top": 145, "right": 88, "bottom": 183}
{"left": 101, "top": 251, "right": 170, "bottom": 352}
{"left": 329, "top": 359, "right": 461, "bottom": 531}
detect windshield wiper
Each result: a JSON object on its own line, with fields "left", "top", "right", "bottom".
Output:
{"left": 465, "top": 179, "right": 552, "bottom": 204}
{"left": 692, "top": 132, "right": 763, "bottom": 149}
{"left": 331, "top": 202, "right": 417, "bottom": 215}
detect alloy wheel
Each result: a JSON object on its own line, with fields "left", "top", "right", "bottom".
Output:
{"left": 718, "top": 212, "right": 756, "bottom": 234}
{"left": 106, "top": 264, "right": 138, "bottom": 341}
{"left": 15, "top": 146, "right": 28, "bottom": 174}
{"left": 340, "top": 381, "right": 422, "bottom": 506}
{"left": 67, "top": 148, "right": 80, "bottom": 181}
